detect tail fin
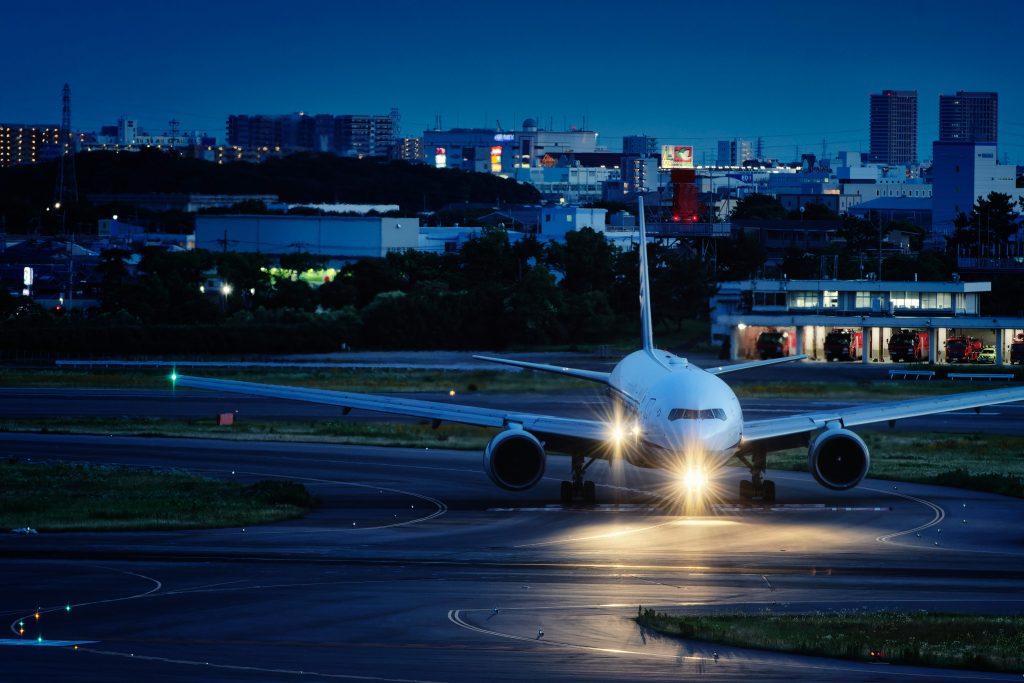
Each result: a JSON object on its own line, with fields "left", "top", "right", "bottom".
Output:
{"left": 638, "top": 196, "right": 655, "bottom": 353}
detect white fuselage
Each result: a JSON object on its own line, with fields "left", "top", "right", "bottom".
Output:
{"left": 608, "top": 349, "right": 743, "bottom": 469}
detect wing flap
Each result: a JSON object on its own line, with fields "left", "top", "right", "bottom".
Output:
{"left": 472, "top": 355, "right": 610, "bottom": 384}
{"left": 742, "top": 385, "right": 1024, "bottom": 444}
{"left": 174, "top": 375, "right": 610, "bottom": 444}
{"left": 705, "top": 354, "right": 808, "bottom": 375}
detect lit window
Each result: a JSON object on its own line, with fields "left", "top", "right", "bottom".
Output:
{"left": 822, "top": 290, "right": 839, "bottom": 308}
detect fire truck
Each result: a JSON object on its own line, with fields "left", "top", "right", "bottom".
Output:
{"left": 945, "top": 335, "right": 983, "bottom": 363}
{"left": 755, "top": 330, "right": 791, "bottom": 359}
{"left": 887, "top": 329, "right": 929, "bottom": 362}
{"left": 824, "top": 329, "right": 863, "bottom": 361}
{"left": 1010, "top": 334, "right": 1024, "bottom": 365}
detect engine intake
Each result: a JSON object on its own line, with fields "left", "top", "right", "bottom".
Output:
{"left": 807, "top": 428, "right": 870, "bottom": 490}
{"left": 484, "top": 428, "right": 546, "bottom": 491}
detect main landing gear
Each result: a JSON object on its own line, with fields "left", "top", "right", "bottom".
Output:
{"left": 735, "top": 449, "right": 775, "bottom": 503}
{"left": 560, "top": 454, "right": 597, "bottom": 504}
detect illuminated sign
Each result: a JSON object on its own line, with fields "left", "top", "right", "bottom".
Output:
{"left": 490, "top": 145, "right": 502, "bottom": 173}
{"left": 494, "top": 133, "right": 515, "bottom": 142}
{"left": 434, "top": 146, "right": 446, "bottom": 168}
{"left": 23, "top": 267, "right": 33, "bottom": 286}
{"left": 660, "top": 145, "right": 694, "bottom": 169}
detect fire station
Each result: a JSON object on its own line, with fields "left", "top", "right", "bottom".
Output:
{"left": 711, "top": 279, "right": 1024, "bottom": 365}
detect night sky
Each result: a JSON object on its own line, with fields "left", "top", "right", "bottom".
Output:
{"left": 4, "top": 0, "right": 1022, "bottom": 162}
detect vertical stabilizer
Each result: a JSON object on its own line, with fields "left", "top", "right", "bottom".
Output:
{"left": 638, "top": 196, "right": 655, "bottom": 353}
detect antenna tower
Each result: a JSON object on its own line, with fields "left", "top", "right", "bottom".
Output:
{"left": 54, "top": 83, "right": 78, "bottom": 207}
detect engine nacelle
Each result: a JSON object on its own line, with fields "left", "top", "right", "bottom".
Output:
{"left": 807, "top": 428, "right": 870, "bottom": 491}
{"left": 483, "top": 428, "right": 546, "bottom": 491}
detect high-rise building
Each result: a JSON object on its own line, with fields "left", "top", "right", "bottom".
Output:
{"left": 623, "top": 134, "right": 657, "bottom": 157}
{"left": 0, "top": 124, "right": 61, "bottom": 167}
{"left": 716, "top": 139, "right": 754, "bottom": 166}
{"left": 939, "top": 91, "right": 997, "bottom": 143}
{"left": 869, "top": 90, "right": 918, "bottom": 165}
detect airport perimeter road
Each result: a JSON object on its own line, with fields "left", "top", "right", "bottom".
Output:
{"left": 2, "top": 433, "right": 1023, "bottom": 682}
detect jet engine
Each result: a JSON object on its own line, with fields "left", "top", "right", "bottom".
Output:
{"left": 483, "top": 428, "right": 546, "bottom": 491}
{"left": 807, "top": 428, "right": 870, "bottom": 490}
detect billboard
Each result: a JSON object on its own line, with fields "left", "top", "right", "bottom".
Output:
{"left": 661, "top": 145, "right": 694, "bottom": 169}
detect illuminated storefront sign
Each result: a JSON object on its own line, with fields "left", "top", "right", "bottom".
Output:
{"left": 660, "top": 145, "right": 694, "bottom": 169}
{"left": 490, "top": 145, "right": 502, "bottom": 173}
{"left": 434, "top": 146, "right": 446, "bottom": 168}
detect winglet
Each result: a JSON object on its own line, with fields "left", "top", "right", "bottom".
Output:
{"left": 637, "top": 196, "right": 655, "bottom": 353}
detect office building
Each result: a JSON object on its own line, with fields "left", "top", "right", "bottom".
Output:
{"left": 623, "top": 134, "right": 657, "bottom": 156}
{"left": 931, "top": 141, "right": 1019, "bottom": 237}
{"left": 869, "top": 90, "right": 918, "bottom": 165}
{"left": 716, "top": 139, "right": 754, "bottom": 166}
{"left": 939, "top": 91, "right": 997, "bottom": 143}
{"left": 226, "top": 111, "right": 398, "bottom": 157}
{"left": 423, "top": 119, "right": 600, "bottom": 173}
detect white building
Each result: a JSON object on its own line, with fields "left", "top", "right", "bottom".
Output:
{"left": 539, "top": 206, "right": 607, "bottom": 240}
{"left": 195, "top": 215, "right": 419, "bottom": 258}
{"left": 931, "top": 141, "right": 1021, "bottom": 238}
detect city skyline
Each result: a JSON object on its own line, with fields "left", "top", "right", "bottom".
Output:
{"left": 3, "top": 0, "right": 1023, "bottom": 162}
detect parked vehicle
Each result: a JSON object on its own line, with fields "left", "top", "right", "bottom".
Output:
{"left": 945, "top": 335, "right": 983, "bottom": 363}
{"left": 888, "top": 329, "right": 929, "bottom": 362}
{"left": 977, "top": 347, "right": 997, "bottom": 364}
{"left": 1011, "top": 335, "right": 1024, "bottom": 365}
{"left": 824, "top": 329, "right": 862, "bottom": 361}
{"left": 756, "top": 330, "right": 791, "bottom": 360}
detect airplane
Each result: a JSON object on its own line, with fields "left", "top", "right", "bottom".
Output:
{"left": 173, "top": 197, "right": 1024, "bottom": 505}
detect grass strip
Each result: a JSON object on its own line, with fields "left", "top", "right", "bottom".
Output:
{"left": 0, "top": 461, "right": 315, "bottom": 531}
{"left": 759, "top": 431, "right": 1024, "bottom": 498}
{"left": 0, "top": 367, "right": 593, "bottom": 393}
{"left": 636, "top": 609, "right": 1024, "bottom": 673}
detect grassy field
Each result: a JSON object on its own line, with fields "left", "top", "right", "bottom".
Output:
{"left": 636, "top": 609, "right": 1024, "bottom": 673}
{"left": 0, "top": 461, "right": 315, "bottom": 531}
{"left": 761, "top": 431, "right": 1024, "bottom": 497}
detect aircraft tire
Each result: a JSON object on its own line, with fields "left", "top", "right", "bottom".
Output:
{"left": 739, "top": 480, "right": 753, "bottom": 501}
{"left": 582, "top": 480, "right": 596, "bottom": 504}
{"left": 762, "top": 480, "right": 776, "bottom": 503}
{"left": 559, "top": 481, "right": 573, "bottom": 504}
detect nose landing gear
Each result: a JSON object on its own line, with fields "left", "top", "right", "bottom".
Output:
{"left": 560, "top": 454, "right": 597, "bottom": 504}
{"left": 736, "top": 449, "right": 775, "bottom": 503}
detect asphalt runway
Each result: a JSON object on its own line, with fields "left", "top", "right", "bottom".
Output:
{"left": 2, "top": 427, "right": 1024, "bottom": 681}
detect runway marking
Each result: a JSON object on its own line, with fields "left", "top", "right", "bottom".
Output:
{"left": 868, "top": 486, "right": 946, "bottom": 546}
{"left": 8, "top": 566, "right": 162, "bottom": 637}
{"left": 446, "top": 609, "right": 1000, "bottom": 679}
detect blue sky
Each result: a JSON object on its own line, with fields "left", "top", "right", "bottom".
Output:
{"left": 4, "top": 0, "right": 1023, "bottom": 162}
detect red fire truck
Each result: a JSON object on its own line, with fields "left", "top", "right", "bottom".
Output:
{"left": 945, "top": 335, "right": 983, "bottom": 363}
{"left": 824, "top": 329, "right": 863, "bottom": 361}
{"left": 887, "top": 329, "right": 929, "bottom": 362}
{"left": 755, "top": 330, "right": 792, "bottom": 359}
{"left": 1010, "top": 334, "right": 1024, "bottom": 365}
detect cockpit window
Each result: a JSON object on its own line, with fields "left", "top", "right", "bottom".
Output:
{"left": 667, "top": 408, "right": 726, "bottom": 421}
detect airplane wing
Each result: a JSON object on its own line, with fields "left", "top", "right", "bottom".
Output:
{"left": 472, "top": 355, "right": 611, "bottom": 384}
{"left": 173, "top": 375, "right": 613, "bottom": 451}
{"left": 742, "top": 385, "right": 1024, "bottom": 446}
{"left": 704, "top": 354, "right": 808, "bottom": 375}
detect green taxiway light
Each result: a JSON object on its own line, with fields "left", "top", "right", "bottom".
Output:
{"left": 66, "top": 604, "right": 71, "bottom": 612}
{"left": 170, "top": 371, "right": 178, "bottom": 382}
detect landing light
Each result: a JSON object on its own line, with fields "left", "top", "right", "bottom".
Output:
{"left": 681, "top": 468, "right": 708, "bottom": 491}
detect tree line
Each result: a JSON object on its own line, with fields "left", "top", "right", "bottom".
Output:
{"left": 0, "top": 228, "right": 728, "bottom": 356}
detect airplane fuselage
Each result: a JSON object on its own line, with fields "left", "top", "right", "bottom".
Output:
{"left": 608, "top": 349, "right": 743, "bottom": 470}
